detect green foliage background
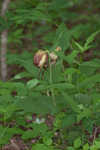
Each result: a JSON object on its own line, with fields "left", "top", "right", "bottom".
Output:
{"left": 0, "top": 0, "right": 100, "bottom": 149}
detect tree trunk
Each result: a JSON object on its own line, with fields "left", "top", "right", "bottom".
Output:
{"left": 0, "top": 0, "right": 10, "bottom": 81}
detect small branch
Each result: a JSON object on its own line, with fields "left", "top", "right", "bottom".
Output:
{"left": 0, "top": 0, "right": 10, "bottom": 81}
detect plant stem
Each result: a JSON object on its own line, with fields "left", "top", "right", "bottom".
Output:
{"left": 49, "top": 57, "right": 56, "bottom": 106}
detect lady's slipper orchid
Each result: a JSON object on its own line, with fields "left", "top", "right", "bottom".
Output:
{"left": 34, "top": 47, "right": 61, "bottom": 68}
{"left": 34, "top": 50, "right": 48, "bottom": 68}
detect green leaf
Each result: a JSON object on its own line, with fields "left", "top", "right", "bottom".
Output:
{"left": 84, "top": 30, "right": 100, "bottom": 48}
{"left": 27, "top": 79, "right": 39, "bottom": 89}
{"left": 77, "top": 108, "right": 92, "bottom": 122}
{"left": 50, "top": 0, "right": 73, "bottom": 10}
{"left": 66, "top": 50, "right": 79, "bottom": 64}
{"left": 33, "top": 123, "right": 48, "bottom": 137}
{"left": 79, "top": 59, "right": 100, "bottom": 75}
{"left": 67, "top": 146, "right": 74, "bottom": 150}
{"left": 62, "top": 115, "right": 76, "bottom": 128}
{"left": 22, "top": 130, "right": 35, "bottom": 140}
{"left": 78, "top": 74, "right": 100, "bottom": 89}
{"left": 82, "top": 59, "right": 100, "bottom": 68}
{"left": 13, "top": 72, "right": 33, "bottom": 80}
{"left": 0, "top": 126, "right": 23, "bottom": 145}
{"left": 64, "top": 68, "right": 79, "bottom": 75}
{"left": 32, "top": 144, "right": 54, "bottom": 150}
{"left": 19, "top": 95, "right": 70, "bottom": 114}
{"left": 74, "top": 137, "right": 81, "bottom": 149}
{"left": 20, "top": 95, "right": 56, "bottom": 114}
{"left": 26, "top": 123, "right": 48, "bottom": 138}
{"left": 90, "top": 145, "right": 98, "bottom": 150}
{"left": 74, "top": 93, "right": 92, "bottom": 105}
{"left": 94, "top": 141, "right": 100, "bottom": 149}
{"left": 35, "top": 82, "right": 75, "bottom": 91}
{"left": 62, "top": 92, "right": 79, "bottom": 112}
{"left": 52, "top": 23, "right": 71, "bottom": 51}
{"left": 43, "top": 136, "right": 52, "bottom": 146}
{"left": 74, "top": 41, "right": 84, "bottom": 52}
{"left": 83, "top": 143, "right": 89, "bottom": 150}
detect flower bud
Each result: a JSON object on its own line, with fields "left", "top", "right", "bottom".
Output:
{"left": 49, "top": 46, "right": 61, "bottom": 64}
{"left": 55, "top": 46, "right": 61, "bottom": 52}
{"left": 49, "top": 52, "right": 58, "bottom": 63}
{"left": 34, "top": 50, "right": 48, "bottom": 68}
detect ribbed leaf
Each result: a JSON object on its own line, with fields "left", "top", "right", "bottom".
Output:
{"left": 74, "top": 41, "right": 83, "bottom": 52}
{"left": 79, "top": 59, "right": 100, "bottom": 75}
{"left": 13, "top": 72, "right": 33, "bottom": 80}
{"left": 19, "top": 95, "right": 69, "bottom": 114}
{"left": 66, "top": 50, "right": 79, "bottom": 64}
{"left": 62, "top": 115, "right": 76, "bottom": 128}
{"left": 52, "top": 23, "right": 71, "bottom": 51}
{"left": 35, "top": 82, "right": 75, "bottom": 91}
{"left": 27, "top": 79, "right": 39, "bottom": 89}
{"left": 84, "top": 30, "right": 100, "bottom": 48}
{"left": 78, "top": 74, "right": 100, "bottom": 89}
{"left": 62, "top": 93, "right": 79, "bottom": 112}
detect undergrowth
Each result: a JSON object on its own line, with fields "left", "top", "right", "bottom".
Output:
{"left": 0, "top": 0, "right": 100, "bottom": 149}
{"left": 0, "top": 27, "right": 100, "bottom": 150}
